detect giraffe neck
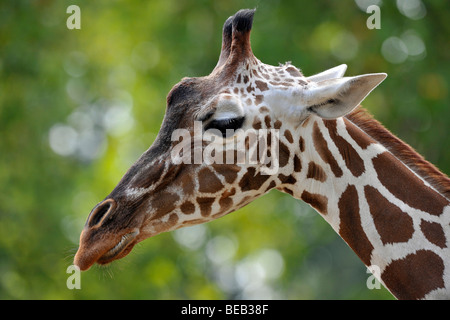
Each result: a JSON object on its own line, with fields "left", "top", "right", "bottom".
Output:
{"left": 283, "top": 108, "right": 450, "bottom": 300}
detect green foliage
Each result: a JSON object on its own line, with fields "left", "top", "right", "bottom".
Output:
{"left": 0, "top": 0, "right": 448, "bottom": 300}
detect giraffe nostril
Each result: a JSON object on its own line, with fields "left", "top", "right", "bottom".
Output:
{"left": 88, "top": 199, "right": 116, "bottom": 227}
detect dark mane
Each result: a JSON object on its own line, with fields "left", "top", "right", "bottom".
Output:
{"left": 346, "top": 107, "right": 450, "bottom": 200}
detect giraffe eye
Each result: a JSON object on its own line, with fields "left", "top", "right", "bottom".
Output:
{"left": 204, "top": 116, "right": 245, "bottom": 137}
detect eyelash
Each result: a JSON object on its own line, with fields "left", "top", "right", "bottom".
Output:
{"left": 204, "top": 117, "right": 245, "bottom": 137}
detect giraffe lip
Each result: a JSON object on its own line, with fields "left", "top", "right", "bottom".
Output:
{"left": 97, "top": 230, "right": 139, "bottom": 265}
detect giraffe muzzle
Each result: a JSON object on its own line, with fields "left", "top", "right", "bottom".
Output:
{"left": 95, "top": 230, "right": 139, "bottom": 265}
{"left": 74, "top": 198, "right": 143, "bottom": 270}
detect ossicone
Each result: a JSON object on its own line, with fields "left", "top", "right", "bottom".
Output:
{"left": 214, "top": 8, "right": 256, "bottom": 72}
{"left": 232, "top": 8, "right": 256, "bottom": 33}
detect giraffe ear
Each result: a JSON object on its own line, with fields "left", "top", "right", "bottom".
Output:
{"left": 306, "top": 64, "right": 347, "bottom": 82}
{"left": 306, "top": 73, "right": 387, "bottom": 119}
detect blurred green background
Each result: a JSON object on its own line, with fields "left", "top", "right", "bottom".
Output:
{"left": 0, "top": 0, "right": 448, "bottom": 299}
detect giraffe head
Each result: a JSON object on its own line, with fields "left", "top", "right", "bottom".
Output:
{"left": 74, "top": 9, "right": 386, "bottom": 271}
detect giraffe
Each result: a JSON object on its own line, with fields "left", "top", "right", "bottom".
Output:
{"left": 74, "top": 9, "right": 450, "bottom": 300}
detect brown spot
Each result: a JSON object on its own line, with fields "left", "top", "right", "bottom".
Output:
{"left": 221, "top": 187, "right": 236, "bottom": 198}
{"left": 153, "top": 213, "right": 179, "bottom": 234}
{"left": 211, "top": 164, "right": 240, "bottom": 184}
{"left": 283, "top": 188, "right": 294, "bottom": 196}
{"left": 299, "top": 136, "right": 305, "bottom": 152}
{"left": 197, "top": 197, "right": 215, "bottom": 217}
{"left": 278, "top": 142, "right": 290, "bottom": 168}
{"left": 313, "top": 122, "right": 343, "bottom": 178}
{"left": 307, "top": 162, "right": 327, "bottom": 182}
{"left": 244, "top": 135, "right": 250, "bottom": 150}
{"left": 344, "top": 118, "right": 374, "bottom": 149}
{"left": 246, "top": 85, "right": 254, "bottom": 93}
{"left": 151, "top": 191, "right": 180, "bottom": 220}
{"left": 301, "top": 191, "right": 328, "bottom": 215}
{"left": 286, "top": 66, "right": 302, "bottom": 77}
{"left": 347, "top": 107, "right": 450, "bottom": 199}
{"left": 198, "top": 167, "right": 224, "bottom": 193}
{"left": 338, "top": 185, "right": 374, "bottom": 266}
{"left": 278, "top": 174, "right": 296, "bottom": 185}
{"left": 255, "top": 80, "right": 269, "bottom": 92}
{"left": 255, "top": 95, "right": 264, "bottom": 105}
{"left": 236, "top": 74, "right": 241, "bottom": 83}
{"left": 265, "top": 131, "right": 272, "bottom": 149}
{"left": 293, "top": 154, "right": 302, "bottom": 172}
{"left": 259, "top": 106, "right": 269, "bottom": 113}
{"left": 264, "top": 115, "right": 272, "bottom": 128}
{"left": 364, "top": 185, "right": 414, "bottom": 245}
{"left": 167, "top": 213, "right": 179, "bottom": 227}
{"left": 420, "top": 220, "right": 447, "bottom": 248}
{"left": 252, "top": 118, "right": 262, "bottom": 130}
{"left": 243, "top": 75, "right": 249, "bottom": 83}
{"left": 382, "top": 250, "right": 445, "bottom": 300}
{"left": 219, "top": 197, "right": 233, "bottom": 213}
{"left": 180, "top": 201, "right": 195, "bottom": 215}
{"left": 265, "top": 180, "right": 277, "bottom": 192}
{"left": 324, "top": 120, "right": 365, "bottom": 177}
{"left": 284, "top": 130, "right": 293, "bottom": 144}
{"left": 239, "top": 167, "right": 270, "bottom": 192}
{"left": 245, "top": 136, "right": 250, "bottom": 150}
{"left": 372, "top": 152, "right": 448, "bottom": 216}
{"left": 274, "top": 120, "right": 282, "bottom": 129}
{"left": 175, "top": 167, "right": 196, "bottom": 196}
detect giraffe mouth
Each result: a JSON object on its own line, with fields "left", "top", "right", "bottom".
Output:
{"left": 96, "top": 230, "right": 139, "bottom": 265}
